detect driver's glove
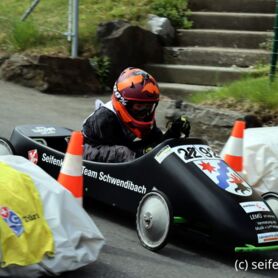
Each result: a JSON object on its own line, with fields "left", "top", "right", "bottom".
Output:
{"left": 143, "top": 146, "right": 153, "bottom": 154}
{"left": 167, "top": 115, "right": 191, "bottom": 138}
{"left": 135, "top": 146, "right": 153, "bottom": 158}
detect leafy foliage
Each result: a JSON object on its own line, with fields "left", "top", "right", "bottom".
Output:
{"left": 90, "top": 56, "right": 111, "bottom": 90}
{"left": 149, "top": 0, "right": 191, "bottom": 28}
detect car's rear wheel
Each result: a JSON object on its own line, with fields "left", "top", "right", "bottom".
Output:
{"left": 262, "top": 192, "right": 278, "bottom": 219}
{"left": 136, "top": 191, "right": 172, "bottom": 251}
{"left": 0, "top": 137, "right": 15, "bottom": 155}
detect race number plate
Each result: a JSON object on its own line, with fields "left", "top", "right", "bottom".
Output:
{"left": 172, "top": 144, "right": 220, "bottom": 163}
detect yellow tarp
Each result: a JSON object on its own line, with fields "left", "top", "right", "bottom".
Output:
{"left": 0, "top": 162, "right": 54, "bottom": 267}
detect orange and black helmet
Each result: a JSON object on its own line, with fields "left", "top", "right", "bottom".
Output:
{"left": 112, "top": 67, "right": 160, "bottom": 138}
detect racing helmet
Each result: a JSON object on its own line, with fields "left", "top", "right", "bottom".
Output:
{"left": 112, "top": 67, "right": 160, "bottom": 138}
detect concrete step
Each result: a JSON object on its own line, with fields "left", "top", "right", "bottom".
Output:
{"left": 188, "top": 0, "right": 276, "bottom": 14}
{"left": 190, "top": 12, "right": 275, "bottom": 31}
{"left": 145, "top": 64, "right": 264, "bottom": 86}
{"left": 158, "top": 82, "right": 217, "bottom": 99}
{"left": 163, "top": 47, "right": 270, "bottom": 67}
{"left": 177, "top": 29, "right": 273, "bottom": 49}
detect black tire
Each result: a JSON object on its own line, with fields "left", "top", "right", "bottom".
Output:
{"left": 136, "top": 190, "right": 173, "bottom": 251}
{"left": 262, "top": 192, "right": 278, "bottom": 219}
{"left": 0, "top": 137, "right": 15, "bottom": 155}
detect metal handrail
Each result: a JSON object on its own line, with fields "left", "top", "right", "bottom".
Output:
{"left": 20, "top": 0, "right": 79, "bottom": 58}
{"left": 21, "top": 0, "right": 41, "bottom": 21}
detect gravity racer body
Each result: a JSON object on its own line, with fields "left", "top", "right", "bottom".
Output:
{"left": 2, "top": 124, "right": 278, "bottom": 252}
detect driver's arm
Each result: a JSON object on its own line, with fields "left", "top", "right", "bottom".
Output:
{"left": 83, "top": 144, "right": 136, "bottom": 163}
{"left": 82, "top": 107, "right": 137, "bottom": 163}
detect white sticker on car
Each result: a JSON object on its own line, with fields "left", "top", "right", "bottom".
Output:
{"left": 172, "top": 144, "right": 220, "bottom": 163}
{"left": 154, "top": 145, "right": 173, "bottom": 164}
{"left": 31, "top": 126, "right": 56, "bottom": 135}
{"left": 240, "top": 201, "right": 270, "bottom": 213}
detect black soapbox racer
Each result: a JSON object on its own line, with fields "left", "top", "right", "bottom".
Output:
{"left": 1, "top": 124, "right": 278, "bottom": 252}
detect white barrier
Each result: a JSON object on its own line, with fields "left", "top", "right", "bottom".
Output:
{"left": 243, "top": 126, "right": 278, "bottom": 194}
{"left": 0, "top": 155, "right": 104, "bottom": 277}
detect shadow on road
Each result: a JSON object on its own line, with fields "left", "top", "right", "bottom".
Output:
{"left": 56, "top": 200, "right": 278, "bottom": 277}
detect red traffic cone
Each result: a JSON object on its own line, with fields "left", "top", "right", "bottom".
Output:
{"left": 220, "top": 120, "right": 245, "bottom": 172}
{"left": 58, "top": 131, "right": 83, "bottom": 206}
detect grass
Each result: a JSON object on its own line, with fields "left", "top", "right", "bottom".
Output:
{"left": 8, "top": 19, "right": 43, "bottom": 51}
{"left": 189, "top": 76, "right": 278, "bottom": 110}
{"left": 0, "top": 0, "right": 190, "bottom": 55}
{"left": 0, "top": 0, "right": 151, "bottom": 54}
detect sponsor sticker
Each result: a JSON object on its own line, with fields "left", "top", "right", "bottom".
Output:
{"left": 28, "top": 149, "right": 38, "bottom": 164}
{"left": 154, "top": 145, "right": 173, "bottom": 164}
{"left": 193, "top": 159, "right": 252, "bottom": 197}
{"left": 257, "top": 232, "right": 278, "bottom": 243}
{"left": 0, "top": 206, "right": 24, "bottom": 236}
{"left": 240, "top": 201, "right": 270, "bottom": 213}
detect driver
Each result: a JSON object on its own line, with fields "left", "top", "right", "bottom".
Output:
{"left": 82, "top": 67, "right": 191, "bottom": 163}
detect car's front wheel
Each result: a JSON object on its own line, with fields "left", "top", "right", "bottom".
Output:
{"left": 262, "top": 192, "right": 278, "bottom": 219}
{"left": 136, "top": 190, "right": 172, "bottom": 251}
{"left": 0, "top": 137, "right": 15, "bottom": 155}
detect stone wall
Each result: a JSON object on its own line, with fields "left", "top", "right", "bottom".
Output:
{"left": 165, "top": 100, "right": 244, "bottom": 153}
{"left": 0, "top": 54, "right": 101, "bottom": 95}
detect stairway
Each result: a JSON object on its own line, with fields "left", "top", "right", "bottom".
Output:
{"left": 145, "top": 0, "right": 276, "bottom": 98}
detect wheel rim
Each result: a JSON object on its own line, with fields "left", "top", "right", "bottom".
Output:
{"left": 137, "top": 192, "right": 171, "bottom": 250}
{"left": 263, "top": 192, "right": 278, "bottom": 219}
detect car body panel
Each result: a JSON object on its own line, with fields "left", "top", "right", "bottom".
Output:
{"left": 9, "top": 124, "right": 278, "bottom": 249}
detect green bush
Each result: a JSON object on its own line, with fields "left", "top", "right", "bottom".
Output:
{"left": 90, "top": 55, "right": 111, "bottom": 90}
{"left": 150, "top": 0, "right": 191, "bottom": 28}
{"left": 8, "top": 19, "right": 42, "bottom": 51}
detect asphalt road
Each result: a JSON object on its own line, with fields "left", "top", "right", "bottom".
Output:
{"left": 1, "top": 80, "right": 278, "bottom": 278}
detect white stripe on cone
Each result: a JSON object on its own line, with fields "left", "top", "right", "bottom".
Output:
{"left": 220, "top": 137, "right": 243, "bottom": 158}
{"left": 61, "top": 154, "right": 83, "bottom": 176}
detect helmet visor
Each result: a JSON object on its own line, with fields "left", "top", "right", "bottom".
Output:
{"left": 127, "top": 102, "right": 157, "bottom": 122}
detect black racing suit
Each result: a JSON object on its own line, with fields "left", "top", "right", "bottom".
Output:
{"left": 82, "top": 102, "right": 178, "bottom": 163}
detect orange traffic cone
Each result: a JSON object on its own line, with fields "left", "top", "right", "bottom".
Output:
{"left": 220, "top": 120, "right": 245, "bottom": 172}
{"left": 58, "top": 131, "right": 84, "bottom": 206}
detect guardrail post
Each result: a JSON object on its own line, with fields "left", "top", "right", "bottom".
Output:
{"left": 270, "top": 0, "right": 278, "bottom": 82}
{"left": 71, "top": 0, "right": 79, "bottom": 58}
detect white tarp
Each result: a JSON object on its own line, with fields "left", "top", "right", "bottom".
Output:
{"left": 0, "top": 155, "right": 104, "bottom": 277}
{"left": 243, "top": 126, "right": 278, "bottom": 194}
